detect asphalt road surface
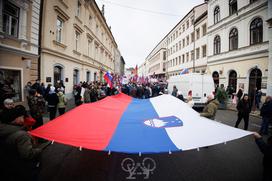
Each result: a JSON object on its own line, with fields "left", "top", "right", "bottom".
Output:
{"left": 34, "top": 110, "right": 266, "bottom": 181}
{"left": 1, "top": 107, "right": 266, "bottom": 181}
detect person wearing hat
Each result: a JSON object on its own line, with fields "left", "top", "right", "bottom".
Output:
{"left": 200, "top": 93, "right": 219, "bottom": 120}
{"left": 177, "top": 91, "right": 185, "bottom": 101}
{"left": 46, "top": 86, "right": 59, "bottom": 120}
{"left": 57, "top": 87, "right": 67, "bottom": 115}
{"left": 235, "top": 94, "right": 251, "bottom": 130}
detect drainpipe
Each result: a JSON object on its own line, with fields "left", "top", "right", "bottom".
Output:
{"left": 193, "top": 10, "right": 196, "bottom": 73}
{"left": 38, "top": 0, "right": 44, "bottom": 80}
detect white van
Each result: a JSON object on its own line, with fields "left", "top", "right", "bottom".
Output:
{"left": 167, "top": 73, "right": 215, "bottom": 108}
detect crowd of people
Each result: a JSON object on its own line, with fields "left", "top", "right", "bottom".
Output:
{"left": 0, "top": 77, "right": 271, "bottom": 180}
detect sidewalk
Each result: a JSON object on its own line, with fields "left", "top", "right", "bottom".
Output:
{"left": 43, "top": 97, "right": 76, "bottom": 123}
{"left": 226, "top": 103, "right": 261, "bottom": 119}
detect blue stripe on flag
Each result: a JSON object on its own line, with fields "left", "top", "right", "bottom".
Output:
{"left": 105, "top": 98, "right": 179, "bottom": 153}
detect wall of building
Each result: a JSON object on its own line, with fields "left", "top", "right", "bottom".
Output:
{"left": 0, "top": 0, "right": 40, "bottom": 106}
{"left": 40, "top": 0, "right": 120, "bottom": 97}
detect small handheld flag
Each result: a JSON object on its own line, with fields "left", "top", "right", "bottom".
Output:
{"left": 103, "top": 71, "right": 113, "bottom": 88}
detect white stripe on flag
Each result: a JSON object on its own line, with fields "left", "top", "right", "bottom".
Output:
{"left": 149, "top": 95, "right": 252, "bottom": 151}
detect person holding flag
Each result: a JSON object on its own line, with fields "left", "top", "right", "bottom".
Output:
{"left": 103, "top": 71, "right": 113, "bottom": 89}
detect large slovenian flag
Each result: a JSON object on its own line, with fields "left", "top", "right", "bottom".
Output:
{"left": 103, "top": 71, "right": 113, "bottom": 88}
{"left": 30, "top": 93, "right": 251, "bottom": 154}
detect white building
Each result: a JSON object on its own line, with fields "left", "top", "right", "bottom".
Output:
{"left": 144, "top": 3, "right": 208, "bottom": 79}
{"left": 206, "top": 0, "right": 269, "bottom": 97}
{"left": 166, "top": 3, "right": 207, "bottom": 77}
{"left": 145, "top": 38, "right": 167, "bottom": 77}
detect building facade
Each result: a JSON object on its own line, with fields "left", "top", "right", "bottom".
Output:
{"left": 207, "top": 0, "right": 269, "bottom": 97}
{"left": 166, "top": 3, "right": 207, "bottom": 77}
{"left": 145, "top": 38, "right": 167, "bottom": 77}
{"left": 120, "top": 56, "right": 125, "bottom": 76}
{"left": 267, "top": 0, "right": 272, "bottom": 96}
{"left": 0, "top": 0, "right": 41, "bottom": 106}
{"left": 40, "top": 0, "right": 118, "bottom": 98}
{"left": 143, "top": 3, "right": 208, "bottom": 79}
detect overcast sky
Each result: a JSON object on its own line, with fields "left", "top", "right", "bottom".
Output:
{"left": 96, "top": 0, "right": 204, "bottom": 68}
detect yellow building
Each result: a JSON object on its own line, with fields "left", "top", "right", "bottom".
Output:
{"left": 40, "top": 0, "right": 118, "bottom": 98}
{"left": 0, "top": 0, "right": 41, "bottom": 106}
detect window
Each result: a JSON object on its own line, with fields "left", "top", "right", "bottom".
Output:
{"left": 88, "top": 39, "right": 92, "bottom": 56}
{"left": 76, "top": 0, "right": 81, "bottom": 16}
{"left": 183, "top": 24, "right": 185, "bottom": 32}
{"left": 186, "top": 53, "right": 189, "bottom": 62}
{"left": 89, "top": 15, "right": 92, "bottom": 25}
{"left": 179, "top": 41, "right": 181, "bottom": 50}
{"left": 191, "top": 33, "right": 195, "bottom": 43}
{"left": 0, "top": 68, "right": 22, "bottom": 102}
{"left": 250, "top": 18, "right": 263, "bottom": 45}
{"left": 54, "top": 66, "right": 63, "bottom": 86}
{"left": 214, "top": 35, "right": 221, "bottom": 55}
{"left": 186, "top": 20, "right": 189, "bottom": 29}
{"left": 179, "top": 56, "right": 181, "bottom": 64}
{"left": 73, "top": 69, "right": 79, "bottom": 85}
{"left": 229, "top": 0, "right": 237, "bottom": 16}
{"left": 202, "top": 24, "right": 207, "bottom": 36}
{"left": 196, "top": 28, "right": 200, "bottom": 40}
{"left": 183, "top": 39, "right": 185, "bottom": 47}
{"left": 163, "top": 51, "right": 166, "bottom": 60}
{"left": 2, "top": 1, "right": 19, "bottom": 37}
{"left": 56, "top": 18, "right": 63, "bottom": 43}
{"left": 229, "top": 28, "right": 238, "bottom": 50}
{"left": 186, "top": 36, "right": 189, "bottom": 45}
{"left": 173, "top": 33, "right": 175, "bottom": 40}
{"left": 196, "top": 48, "right": 200, "bottom": 59}
{"left": 191, "top": 16, "right": 194, "bottom": 25}
{"left": 176, "top": 43, "right": 178, "bottom": 52}
{"left": 250, "top": 0, "right": 258, "bottom": 3}
{"left": 214, "top": 6, "right": 220, "bottom": 24}
{"left": 86, "top": 71, "right": 91, "bottom": 82}
{"left": 182, "top": 54, "right": 185, "bottom": 63}
{"left": 75, "top": 31, "right": 80, "bottom": 51}
{"left": 202, "top": 45, "right": 207, "bottom": 57}
{"left": 191, "top": 50, "right": 195, "bottom": 61}
{"left": 94, "top": 72, "right": 97, "bottom": 81}
{"left": 176, "top": 58, "right": 178, "bottom": 65}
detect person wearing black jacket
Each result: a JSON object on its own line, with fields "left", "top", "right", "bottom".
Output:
{"left": 259, "top": 96, "right": 272, "bottom": 135}
{"left": 253, "top": 132, "right": 272, "bottom": 181}
{"left": 46, "top": 86, "right": 59, "bottom": 120}
{"left": 235, "top": 94, "right": 251, "bottom": 130}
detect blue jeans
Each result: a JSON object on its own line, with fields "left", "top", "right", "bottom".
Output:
{"left": 259, "top": 117, "right": 270, "bottom": 135}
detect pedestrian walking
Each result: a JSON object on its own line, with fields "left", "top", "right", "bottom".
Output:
{"left": 27, "top": 89, "right": 46, "bottom": 129}
{"left": 235, "top": 94, "right": 251, "bottom": 130}
{"left": 255, "top": 89, "right": 262, "bottom": 109}
{"left": 46, "top": 86, "right": 59, "bottom": 120}
{"left": 259, "top": 96, "right": 272, "bottom": 135}
{"left": 253, "top": 132, "right": 272, "bottom": 181}
{"left": 200, "top": 94, "right": 219, "bottom": 120}
{"left": 187, "top": 96, "right": 194, "bottom": 108}
{"left": 236, "top": 88, "right": 243, "bottom": 101}
{"left": 171, "top": 85, "right": 178, "bottom": 97}
{"left": 57, "top": 88, "right": 67, "bottom": 116}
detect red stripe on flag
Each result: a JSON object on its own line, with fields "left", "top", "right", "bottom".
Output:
{"left": 30, "top": 93, "right": 132, "bottom": 150}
